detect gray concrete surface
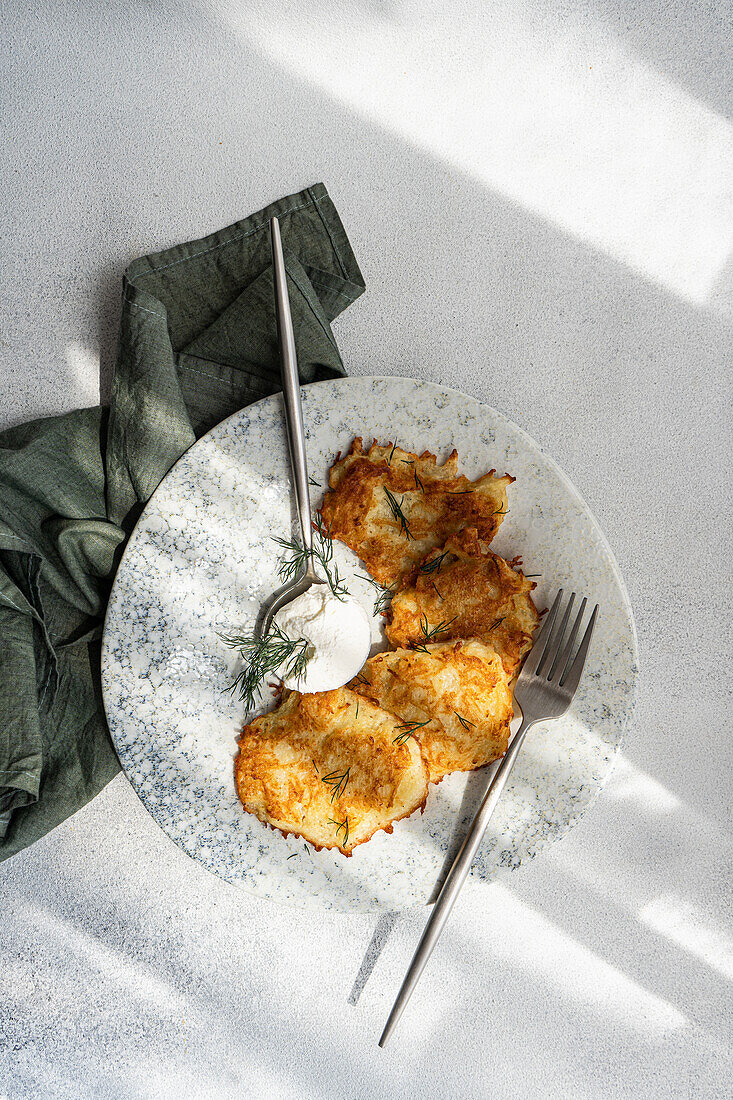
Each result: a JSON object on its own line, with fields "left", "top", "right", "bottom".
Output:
{"left": 2, "top": 2, "right": 732, "bottom": 1097}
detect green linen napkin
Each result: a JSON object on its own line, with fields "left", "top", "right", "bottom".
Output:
{"left": 0, "top": 183, "right": 364, "bottom": 861}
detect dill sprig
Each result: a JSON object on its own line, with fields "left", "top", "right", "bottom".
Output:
{"left": 384, "top": 488, "right": 413, "bottom": 539}
{"left": 273, "top": 510, "right": 348, "bottom": 600}
{"left": 414, "top": 469, "right": 425, "bottom": 493}
{"left": 454, "top": 711, "right": 476, "bottom": 731}
{"left": 358, "top": 572, "right": 394, "bottom": 616}
{"left": 308, "top": 476, "right": 320, "bottom": 487}
{"left": 447, "top": 488, "right": 474, "bottom": 494}
{"left": 328, "top": 815, "right": 349, "bottom": 845}
{"left": 322, "top": 767, "right": 350, "bottom": 802}
{"left": 219, "top": 622, "right": 310, "bottom": 712}
{"left": 488, "top": 616, "right": 506, "bottom": 631}
{"left": 387, "top": 441, "right": 397, "bottom": 465}
{"left": 492, "top": 506, "right": 509, "bottom": 516}
{"left": 355, "top": 672, "right": 371, "bottom": 687}
{"left": 414, "top": 613, "right": 457, "bottom": 651}
{"left": 431, "top": 580, "right": 444, "bottom": 601}
{"left": 393, "top": 719, "right": 429, "bottom": 745}
{"left": 418, "top": 551, "right": 448, "bottom": 575}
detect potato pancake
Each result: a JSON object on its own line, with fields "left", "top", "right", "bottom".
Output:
{"left": 350, "top": 640, "right": 513, "bottom": 783}
{"left": 387, "top": 528, "right": 540, "bottom": 676}
{"left": 234, "top": 687, "right": 428, "bottom": 855}
{"left": 320, "top": 438, "right": 513, "bottom": 587}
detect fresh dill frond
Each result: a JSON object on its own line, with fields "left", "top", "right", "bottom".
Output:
{"left": 374, "top": 589, "right": 393, "bottom": 616}
{"left": 308, "top": 476, "right": 320, "bottom": 487}
{"left": 328, "top": 815, "right": 349, "bottom": 845}
{"left": 492, "top": 506, "right": 509, "bottom": 516}
{"left": 447, "top": 488, "right": 475, "bottom": 494}
{"left": 287, "top": 853, "right": 298, "bottom": 860}
{"left": 524, "top": 574, "right": 541, "bottom": 578}
{"left": 418, "top": 551, "right": 448, "bottom": 575}
{"left": 273, "top": 509, "right": 348, "bottom": 600}
{"left": 322, "top": 767, "right": 350, "bottom": 802}
{"left": 219, "top": 622, "right": 310, "bottom": 712}
{"left": 431, "top": 580, "right": 444, "bottom": 600}
{"left": 387, "top": 441, "right": 397, "bottom": 465}
{"left": 355, "top": 672, "right": 371, "bottom": 687}
{"left": 454, "top": 711, "right": 476, "bottom": 731}
{"left": 414, "top": 469, "right": 425, "bottom": 493}
{"left": 488, "top": 616, "right": 506, "bottom": 632}
{"left": 413, "top": 613, "right": 457, "bottom": 650}
{"left": 355, "top": 699, "right": 359, "bottom": 719}
{"left": 393, "top": 719, "right": 429, "bottom": 745}
{"left": 357, "top": 571, "right": 394, "bottom": 616}
{"left": 384, "top": 487, "right": 413, "bottom": 539}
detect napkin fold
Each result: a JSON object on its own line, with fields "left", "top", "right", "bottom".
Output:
{"left": 0, "top": 183, "right": 364, "bottom": 860}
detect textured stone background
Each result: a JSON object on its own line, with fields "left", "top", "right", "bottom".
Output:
{"left": 2, "top": 2, "right": 731, "bottom": 1097}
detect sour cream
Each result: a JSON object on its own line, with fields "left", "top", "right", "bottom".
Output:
{"left": 274, "top": 587, "right": 371, "bottom": 693}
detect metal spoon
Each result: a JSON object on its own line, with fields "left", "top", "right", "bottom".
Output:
{"left": 256, "top": 217, "right": 326, "bottom": 639}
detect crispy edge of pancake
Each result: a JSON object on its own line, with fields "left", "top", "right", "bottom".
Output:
{"left": 386, "top": 528, "right": 541, "bottom": 676}
{"left": 351, "top": 640, "right": 513, "bottom": 783}
{"left": 321, "top": 438, "right": 513, "bottom": 586}
{"left": 234, "top": 687, "right": 429, "bottom": 855}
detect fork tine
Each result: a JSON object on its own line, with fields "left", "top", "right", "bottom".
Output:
{"left": 522, "top": 590, "right": 563, "bottom": 677}
{"left": 559, "top": 604, "right": 598, "bottom": 694}
{"left": 551, "top": 596, "right": 587, "bottom": 683}
{"left": 536, "top": 591, "right": 574, "bottom": 677}
{"left": 546, "top": 593, "right": 575, "bottom": 681}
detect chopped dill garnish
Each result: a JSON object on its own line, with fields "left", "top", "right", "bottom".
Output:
{"left": 384, "top": 487, "right": 413, "bottom": 539}
{"left": 355, "top": 672, "right": 371, "bottom": 686}
{"left": 287, "top": 853, "right": 298, "bottom": 860}
{"left": 328, "top": 815, "right": 349, "bottom": 845}
{"left": 447, "top": 489, "right": 474, "bottom": 494}
{"left": 414, "top": 469, "right": 425, "bottom": 493}
{"left": 413, "top": 613, "right": 457, "bottom": 651}
{"left": 393, "top": 719, "right": 429, "bottom": 745}
{"left": 454, "top": 712, "right": 476, "bottom": 731}
{"left": 355, "top": 699, "right": 359, "bottom": 719}
{"left": 322, "top": 767, "right": 350, "bottom": 802}
{"left": 418, "top": 551, "right": 448, "bottom": 575}
{"left": 387, "top": 441, "right": 397, "bottom": 465}
{"left": 524, "top": 574, "right": 541, "bottom": 578}
{"left": 431, "top": 580, "right": 444, "bottom": 600}
{"left": 308, "top": 476, "right": 320, "bottom": 487}
{"left": 312, "top": 758, "right": 320, "bottom": 774}
{"left": 492, "top": 506, "right": 509, "bottom": 516}
{"left": 488, "top": 616, "right": 506, "bottom": 632}
{"left": 273, "top": 509, "right": 348, "bottom": 600}
{"left": 219, "top": 622, "right": 310, "bottom": 713}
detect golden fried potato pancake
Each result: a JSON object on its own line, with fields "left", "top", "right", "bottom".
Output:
{"left": 320, "top": 439, "right": 513, "bottom": 587}
{"left": 350, "top": 640, "right": 513, "bottom": 783}
{"left": 387, "top": 528, "right": 540, "bottom": 677}
{"left": 234, "top": 687, "right": 428, "bottom": 855}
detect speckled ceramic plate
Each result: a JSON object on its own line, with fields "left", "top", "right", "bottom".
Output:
{"left": 101, "top": 377, "right": 637, "bottom": 913}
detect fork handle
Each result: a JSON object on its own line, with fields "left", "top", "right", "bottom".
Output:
{"left": 379, "top": 716, "right": 534, "bottom": 1047}
{"left": 271, "top": 217, "right": 316, "bottom": 567}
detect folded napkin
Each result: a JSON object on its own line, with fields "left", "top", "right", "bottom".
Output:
{"left": 0, "top": 183, "right": 364, "bottom": 860}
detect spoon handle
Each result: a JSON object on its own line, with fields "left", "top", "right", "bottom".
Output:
{"left": 271, "top": 217, "right": 316, "bottom": 566}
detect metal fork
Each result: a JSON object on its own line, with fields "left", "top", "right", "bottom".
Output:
{"left": 378, "top": 590, "right": 598, "bottom": 1047}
